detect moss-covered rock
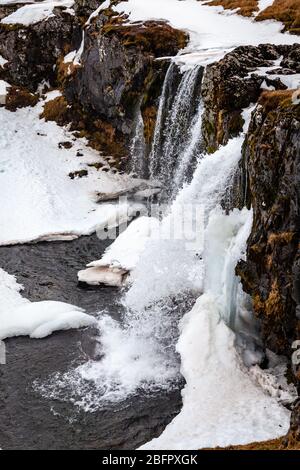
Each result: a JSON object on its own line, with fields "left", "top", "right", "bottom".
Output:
{"left": 236, "top": 92, "right": 300, "bottom": 360}
{"left": 201, "top": 44, "right": 300, "bottom": 153}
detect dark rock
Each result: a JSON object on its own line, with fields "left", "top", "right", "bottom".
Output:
{"left": 235, "top": 91, "right": 300, "bottom": 358}
{"left": 0, "top": 7, "right": 81, "bottom": 90}
{"left": 68, "top": 169, "right": 88, "bottom": 179}
{"left": 201, "top": 44, "right": 300, "bottom": 153}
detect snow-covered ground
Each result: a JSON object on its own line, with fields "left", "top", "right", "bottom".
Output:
{"left": 1, "top": 0, "right": 74, "bottom": 26}
{"left": 0, "top": 268, "right": 95, "bottom": 340}
{"left": 0, "top": 96, "right": 143, "bottom": 245}
{"left": 116, "top": 0, "right": 299, "bottom": 67}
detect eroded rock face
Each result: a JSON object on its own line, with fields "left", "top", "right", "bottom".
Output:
{"left": 0, "top": 8, "right": 81, "bottom": 90}
{"left": 236, "top": 91, "right": 300, "bottom": 359}
{"left": 63, "top": 12, "right": 188, "bottom": 159}
{"left": 201, "top": 44, "right": 300, "bottom": 153}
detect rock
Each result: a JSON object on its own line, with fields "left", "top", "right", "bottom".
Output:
{"left": 63, "top": 9, "right": 188, "bottom": 161}
{"left": 0, "top": 6, "right": 81, "bottom": 90}
{"left": 68, "top": 169, "right": 88, "bottom": 179}
{"left": 201, "top": 44, "right": 300, "bottom": 153}
{"left": 235, "top": 91, "right": 300, "bottom": 358}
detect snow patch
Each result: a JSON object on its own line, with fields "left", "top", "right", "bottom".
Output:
{"left": 0, "top": 268, "right": 95, "bottom": 340}
{"left": 0, "top": 100, "right": 143, "bottom": 245}
{"left": 116, "top": 0, "right": 299, "bottom": 67}
{"left": 0, "top": 79, "right": 10, "bottom": 105}
{"left": 1, "top": 0, "right": 74, "bottom": 26}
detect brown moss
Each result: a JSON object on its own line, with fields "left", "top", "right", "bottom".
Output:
{"left": 5, "top": 86, "right": 38, "bottom": 111}
{"left": 40, "top": 96, "right": 70, "bottom": 126}
{"left": 256, "top": 0, "right": 300, "bottom": 34}
{"left": 268, "top": 232, "right": 295, "bottom": 246}
{"left": 56, "top": 52, "right": 80, "bottom": 87}
{"left": 206, "top": 0, "right": 259, "bottom": 16}
{"left": 265, "top": 279, "right": 285, "bottom": 317}
{"left": 258, "top": 89, "right": 296, "bottom": 111}
{"left": 142, "top": 105, "right": 157, "bottom": 145}
{"left": 102, "top": 19, "right": 188, "bottom": 56}
{"left": 210, "top": 437, "right": 300, "bottom": 450}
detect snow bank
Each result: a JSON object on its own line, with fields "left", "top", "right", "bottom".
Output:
{"left": 116, "top": 0, "right": 299, "bottom": 67}
{"left": 0, "top": 55, "right": 8, "bottom": 68}
{"left": 0, "top": 100, "right": 143, "bottom": 245}
{"left": 141, "top": 208, "right": 290, "bottom": 449}
{"left": 0, "top": 79, "right": 10, "bottom": 105}
{"left": 78, "top": 216, "right": 160, "bottom": 287}
{"left": 1, "top": 0, "right": 74, "bottom": 26}
{"left": 141, "top": 293, "right": 290, "bottom": 449}
{"left": 0, "top": 268, "right": 95, "bottom": 340}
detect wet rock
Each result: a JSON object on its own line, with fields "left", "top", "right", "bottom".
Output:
{"left": 235, "top": 91, "right": 300, "bottom": 358}
{"left": 63, "top": 11, "right": 188, "bottom": 161}
{"left": 201, "top": 44, "right": 300, "bottom": 153}
{"left": 0, "top": 6, "right": 81, "bottom": 90}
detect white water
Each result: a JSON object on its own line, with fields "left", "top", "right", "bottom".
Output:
{"left": 149, "top": 63, "right": 203, "bottom": 196}
{"left": 130, "top": 108, "right": 146, "bottom": 177}
{"left": 36, "top": 65, "right": 292, "bottom": 446}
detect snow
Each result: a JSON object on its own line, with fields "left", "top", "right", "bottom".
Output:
{"left": 0, "top": 268, "right": 96, "bottom": 340}
{"left": 116, "top": 0, "right": 299, "bottom": 67}
{"left": 0, "top": 98, "right": 144, "bottom": 245}
{"left": 89, "top": 217, "right": 159, "bottom": 270}
{"left": 0, "top": 55, "right": 8, "bottom": 68}
{"left": 141, "top": 293, "right": 290, "bottom": 449}
{"left": 0, "top": 79, "right": 10, "bottom": 105}
{"left": 257, "top": 0, "right": 274, "bottom": 14}
{"left": 78, "top": 216, "right": 160, "bottom": 286}
{"left": 141, "top": 207, "right": 290, "bottom": 449}
{"left": 1, "top": 0, "right": 74, "bottom": 26}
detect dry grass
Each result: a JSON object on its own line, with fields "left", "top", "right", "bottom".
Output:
{"left": 256, "top": 0, "right": 300, "bottom": 34}
{"left": 40, "top": 96, "right": 70, "bottom": 126}
{"left": 206, "top": 0, "right": 259, "bottom": 17}
{"left": 258, "top": 89, "right": 296, "bottom": 111}
{"left": 215, "top": 437, "right": 300, "bottom": 450}
{"left": 268, "top": 232, "right": 295, "bottom": 246}
{"left": 206, "top": 0, "right": 300, "bottom": 34}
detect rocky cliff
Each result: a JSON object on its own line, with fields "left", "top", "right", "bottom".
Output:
{"left": 0, "top": 0, "right": 187, "bottom": 165}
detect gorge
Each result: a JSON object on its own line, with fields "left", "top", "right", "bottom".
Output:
{"left": 0, "top": 0, "right": 299, "bottom": 451}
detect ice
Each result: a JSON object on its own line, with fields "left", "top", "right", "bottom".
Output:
{"left": 142, "top": 293, "right": 290, "bottom": 449}
{"left": 78, "top": 216, "right": 160, "bottom": 287}
{"left": 0, "top": 268, "right": 95, "bottom": 340}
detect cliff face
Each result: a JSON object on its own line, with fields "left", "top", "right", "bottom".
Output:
{"left": 201, "top": 44, "right": 300, "bottom": 153}
{"left": 0, "top": 9, "right": 81, "bottom": 90}
{"left": 0, "top": 1, "right": 187, "bottom": 163}
{"left": 236, "top": 92, "right": 300, "bottom": 361}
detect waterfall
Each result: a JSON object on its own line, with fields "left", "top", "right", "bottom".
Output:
{"left": 37, "top": 108, "right": 257, "bottom": 410}
{"left": 149, "top": 63, "right": 204, "bottom": 198}
{"left": 129, "top": 107, "right": 146, "bottom": 177}
{"left": 36, "top": 73, "right": 285, "bottom": 447}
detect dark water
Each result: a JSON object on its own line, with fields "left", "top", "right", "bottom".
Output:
{"left": 0, "top": 235, "right": 182, "bottom": 450}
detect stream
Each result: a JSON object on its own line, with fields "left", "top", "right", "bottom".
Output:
{"left": 0, "top": 235, "right": 182, "bottom": 450}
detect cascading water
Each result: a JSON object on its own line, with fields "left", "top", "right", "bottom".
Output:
{"left": 149, "top": 63, "right": 204, "bottom": 198}
{"left": 35, "top": 65, "right": 291, "bottom": 447}
{"left": 129, "top": 107, "right": 146, "bottom": 178}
